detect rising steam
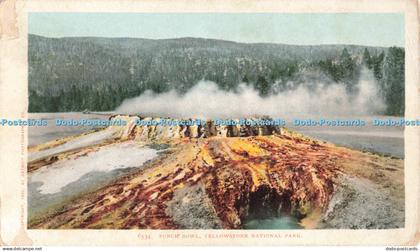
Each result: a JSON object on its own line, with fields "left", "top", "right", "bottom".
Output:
{"left": 116, "top": 68, "right": 385, "bottom": 119}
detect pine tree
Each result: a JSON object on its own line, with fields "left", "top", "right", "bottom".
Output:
{"left": 256, "top": 75, "right": 270, "bottom": 97}
{"left": 383, "top": 47, "right": 405, "bottom": 115}
{"left": 363, "top": 48, "right": 372, "bottom": 68}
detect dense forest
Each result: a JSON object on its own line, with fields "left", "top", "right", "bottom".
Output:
{"left": 28, "top": 34, "right": 405, "bottom": 115}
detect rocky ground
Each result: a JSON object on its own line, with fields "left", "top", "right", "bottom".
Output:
{"left": 321, "top": 174, "right": 404, "bottom": 229}
{"left": 27, "top": 116, "right": 404, "bottom": 229}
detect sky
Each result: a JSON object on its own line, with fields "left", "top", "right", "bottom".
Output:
{"left": 28, "top": 13, "right": 404, "bottom": 47}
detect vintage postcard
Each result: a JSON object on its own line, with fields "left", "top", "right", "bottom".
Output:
{"left": 0, "top": 0, "right": 419, "bottom": 247}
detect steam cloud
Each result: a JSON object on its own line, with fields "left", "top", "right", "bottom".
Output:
{"left": 116, "top": 68, "right": 385, "bottom": 119}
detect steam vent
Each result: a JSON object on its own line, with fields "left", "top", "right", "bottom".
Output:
{"left": 28, "top": 115, "right": 404, "bottom": 229}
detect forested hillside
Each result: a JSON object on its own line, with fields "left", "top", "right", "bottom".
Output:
{"left": 28, "top": 34, "right": 404, "bottom": 115}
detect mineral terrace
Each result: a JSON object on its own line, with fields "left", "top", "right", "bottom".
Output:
{"left": 28, "top": 116, "right": 404, "bottom": 229}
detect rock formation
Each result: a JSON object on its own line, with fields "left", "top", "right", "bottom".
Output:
{"left": 108, "top": 115, "right": 283, "bottom": 140}
{"left": 28, "top": 115, "right": 404, "bottom": 229}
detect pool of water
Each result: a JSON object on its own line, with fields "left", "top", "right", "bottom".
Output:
{"left": 243, "top": 216, "right": 303, "bottom": 229}
{"left": 287, "top": 116, "right": 404, "bottom": 158}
